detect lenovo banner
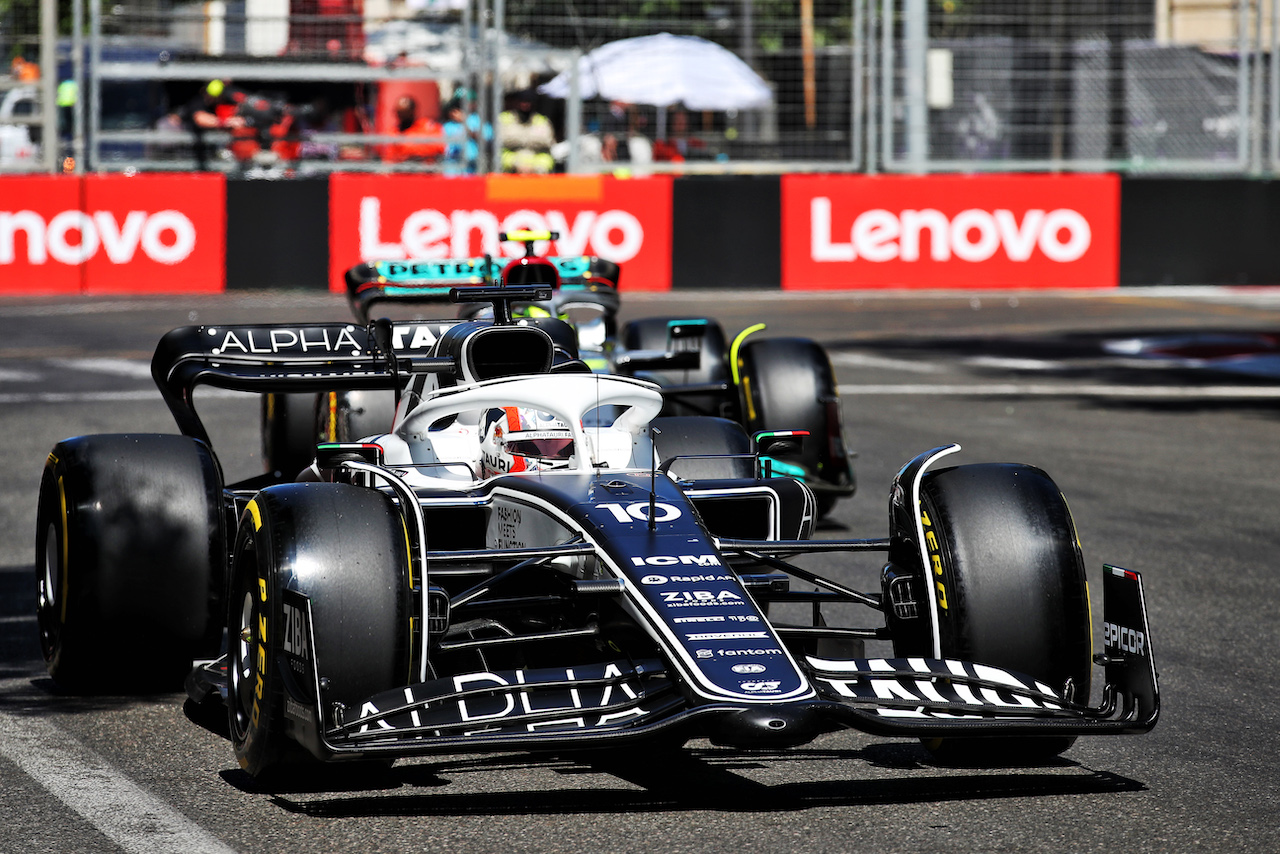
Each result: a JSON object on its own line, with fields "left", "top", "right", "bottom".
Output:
{"left": 0, "top": 174, "right": 226, "bottom": 295}
{"left": 782, "top": 174, "right": 1119, "bottom": 289}
{"left": 330, "top": 174, "right": 674, "bottom": 292}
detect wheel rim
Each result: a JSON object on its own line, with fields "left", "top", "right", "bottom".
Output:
{"left": 40, "top": 522, "right": 59, "bottom": 612}
{"left": 230, "top": 586, "right": 255, "bottom": 739}
{"left": 38, "top": 521, "right": 60, "bottom": 656}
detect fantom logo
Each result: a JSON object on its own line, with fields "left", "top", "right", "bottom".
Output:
{"left": 0, "top": 209, "right": 198, "bottom": 265}
{"left": 810, "top": 198, "right": 1091, "bottom": 264}
{"left": 359, "top": 197, "right": 645, "bottom": 263}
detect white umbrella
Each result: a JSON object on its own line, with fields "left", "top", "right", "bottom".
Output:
{"left": 538, "top": 33, "right": 772, "bottom": 111}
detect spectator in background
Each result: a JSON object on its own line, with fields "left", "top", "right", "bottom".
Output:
{"left": 498, "top": 90, "right": 554, "bottom": 174}
{"left": 599, "top": 100, "right": 631, "bottom": 163}
{"left": 441, "top": 93, "right": 491, "bottom": 175}
{"left": 385, "top": 95, "right": 444, "bottom": 165}
{"left": 177, "top": 80, "right": 244, "bottom": 171}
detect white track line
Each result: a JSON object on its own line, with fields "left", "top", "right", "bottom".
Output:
{"left": 838, "top": 383, "right": 1280, "bottom": 398}
{"left": 51, "top": 358, "right": 155, "bottom": 381}
{"left": 964, "top": 356, "right": 1062, "bottom": 371}
{"left": 0, "top": 711, "right": 237, "bottom": 854}
{"left": 830, "top": 352, "right": 942, "bottom": 373}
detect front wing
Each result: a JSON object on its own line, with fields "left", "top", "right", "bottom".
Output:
{"left": 189, "top": 563, "right": 1157, "bottom": 758}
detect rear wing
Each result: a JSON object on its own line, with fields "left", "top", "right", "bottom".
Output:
{"left": 346, "top": 256, "right": 620, "bottom": 323}
{"left": 151, "top": 320, "right": 459, "bottom": 446}
{"left": 153, "top": 285, "right": 563, "bottom": 447}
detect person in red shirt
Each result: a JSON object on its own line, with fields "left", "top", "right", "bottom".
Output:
{"left": 385, "top": 95, "right": 444, "bottom": 164}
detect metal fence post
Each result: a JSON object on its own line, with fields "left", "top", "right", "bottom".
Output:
{"left": 39, "top": 0, "right": 57, "bottom": 172}
{"left": 566, "top": 51, "right": 581, "bottom": 174}
{"left": 866, "top": 0, "right": 879, "bottom": 174}
{"left": 1250, "top": 0, "right": 1264, "bottom": 173}
{"left": 852, "top": 0, "right": 864, "bottom": 170}
{"left": 880, "top": 0, "right": 894, "bottom": 169}
{"left": 90, "top": 0, "right": 102, "bottom": 172}
{"left": 1272, "top": 0, "right": 1279, "bottom": 171}
{"left": 903, "top": 0, "right": 927, "bottom": 171}
{"left": 491, "top": 0, "right": 505, "bottom": 175}
{"left": 73, "top": 0, "right": 85, "bottom": 174}
{"left": 1237, "top": 0, "right": 1251, "bottom": 169}
{"left": 475, "top": 0, "right": 490, "bottom": 175}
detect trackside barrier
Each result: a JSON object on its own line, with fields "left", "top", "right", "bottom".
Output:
{"left": 781, "top": 174, "right": 1120, "bottom": 289}
{"left": 4, "top": 173, "right": 1280, "bottom": 292}
{"left": 0, "top": 174, "right": 226, "bottom": 294}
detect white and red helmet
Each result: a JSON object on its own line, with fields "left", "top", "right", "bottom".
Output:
{"left": 480, "top": 407, "right": 574, "bottom": 477}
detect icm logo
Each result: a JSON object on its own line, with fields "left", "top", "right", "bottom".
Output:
{"left": 360, "top": 197, "right": 645, "bottom": 263}
{"left": 732, "top": 664, "right": 767, "bottom": 675}
{"left": 810, "top": 198, "right": 1091, "bottom": 264}
{"left": 0, "top": 210, "right": 197, "bottom": 265}
{"left": 641, "top": 574, "right": 668, "bottom": 585}
{"left": 631, "top": 555, "right": 721, "bottom": 568}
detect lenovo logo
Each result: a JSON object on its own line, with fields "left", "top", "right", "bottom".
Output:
{"left": 809, "top": 197, "right": 1091, "bottom": 264}
{"left": 359, "top": 197, "right": 645, "bottom": 263}
{"left": 0, "top": 209, "right": 197, "bottom": 266}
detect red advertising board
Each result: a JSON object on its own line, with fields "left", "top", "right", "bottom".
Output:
{"left": 330, "top": 174, "right": 673, "bottom": 292}
{"left": 781, "top": 174, "right": 1119, "bottom": 289}
{"left": 0, "top": 174, "right": 225, "bottom": 295}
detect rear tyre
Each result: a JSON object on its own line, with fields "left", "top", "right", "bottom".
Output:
{"left": 620, "top": 317, "right": 730, "bottom": 418}
{"left": 736, "top": 337, "right": 854, "bottom": 515}
{"left": 261, "top": 393, "right": 320, "bottom": 479}
{"left": 914, "top": 463, "right": 1091, "bottom": 765}
{"left": 228, "top": 483, "right": 411, "bottom": 778}
{"left": 36, "top": 434, "right": 224, "bottom": 693}
{"left": 323, "top": 390, "right": 398, "bottom": 444}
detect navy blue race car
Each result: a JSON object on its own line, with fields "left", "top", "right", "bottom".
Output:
{"left": 37, "top": 288, "right": 1158, "bottom": 779}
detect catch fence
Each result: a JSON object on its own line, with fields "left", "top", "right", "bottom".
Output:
{"left": 1, "top": 0, "right": 1277, "bottom": 174}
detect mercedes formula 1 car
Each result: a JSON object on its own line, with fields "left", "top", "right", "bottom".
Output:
{"left": 36, "top": 287, "right": 1158, "bottom": 779}
{"left": 263, "top": 231, "right": 855, "bottom": 514}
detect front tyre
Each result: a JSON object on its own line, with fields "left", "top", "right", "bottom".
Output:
{"left": 228, "top": 483, "right": 412, "bottom": 778}
{"left": 915, "top": 463, "right": 1092, "bottom": 764}
{"left": 36, "top": 434, "right": 225, "bottom": 693}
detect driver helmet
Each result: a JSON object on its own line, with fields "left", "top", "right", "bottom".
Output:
{"left": 480, "top": 406, "right": 574, "bottom": 476}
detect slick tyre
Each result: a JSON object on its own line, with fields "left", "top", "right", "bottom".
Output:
{"left": 621, "top": 317, "right": 730, "bottom": 418}
{"left": 228, "top": 483, "right": 411, "bottom": 778}
{"left": 36, "top": 434, "right": 225, "bottom": 693}
{"left": 261, "top": 392, "right": 321, "bottom": 479}
{"left": 915, "top": 463, "right": 1092, "bottom": 765}
{"left": 735, "top": 337, "right": 853, "bottom": 516}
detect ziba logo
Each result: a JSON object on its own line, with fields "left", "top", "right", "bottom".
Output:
{"left": 0, "top": 209, "right": 197, "bottom": 265}
{"left": 809, "top": 197, "right": 1091, "bottom": 264}
{"left": 359, "top": 197, "right": 645, "bottom": 263}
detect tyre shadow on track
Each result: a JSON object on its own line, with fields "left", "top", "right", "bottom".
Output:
{"left": 230, "top": 745, "right": 1146, "bottom": 817}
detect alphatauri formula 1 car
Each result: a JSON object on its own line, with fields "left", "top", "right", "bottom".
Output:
{"left": 37, "top": 288, "right": 1158, "bottom": 778}
{"left": 264, "top": 231, "right": 854, "bottom": 514}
